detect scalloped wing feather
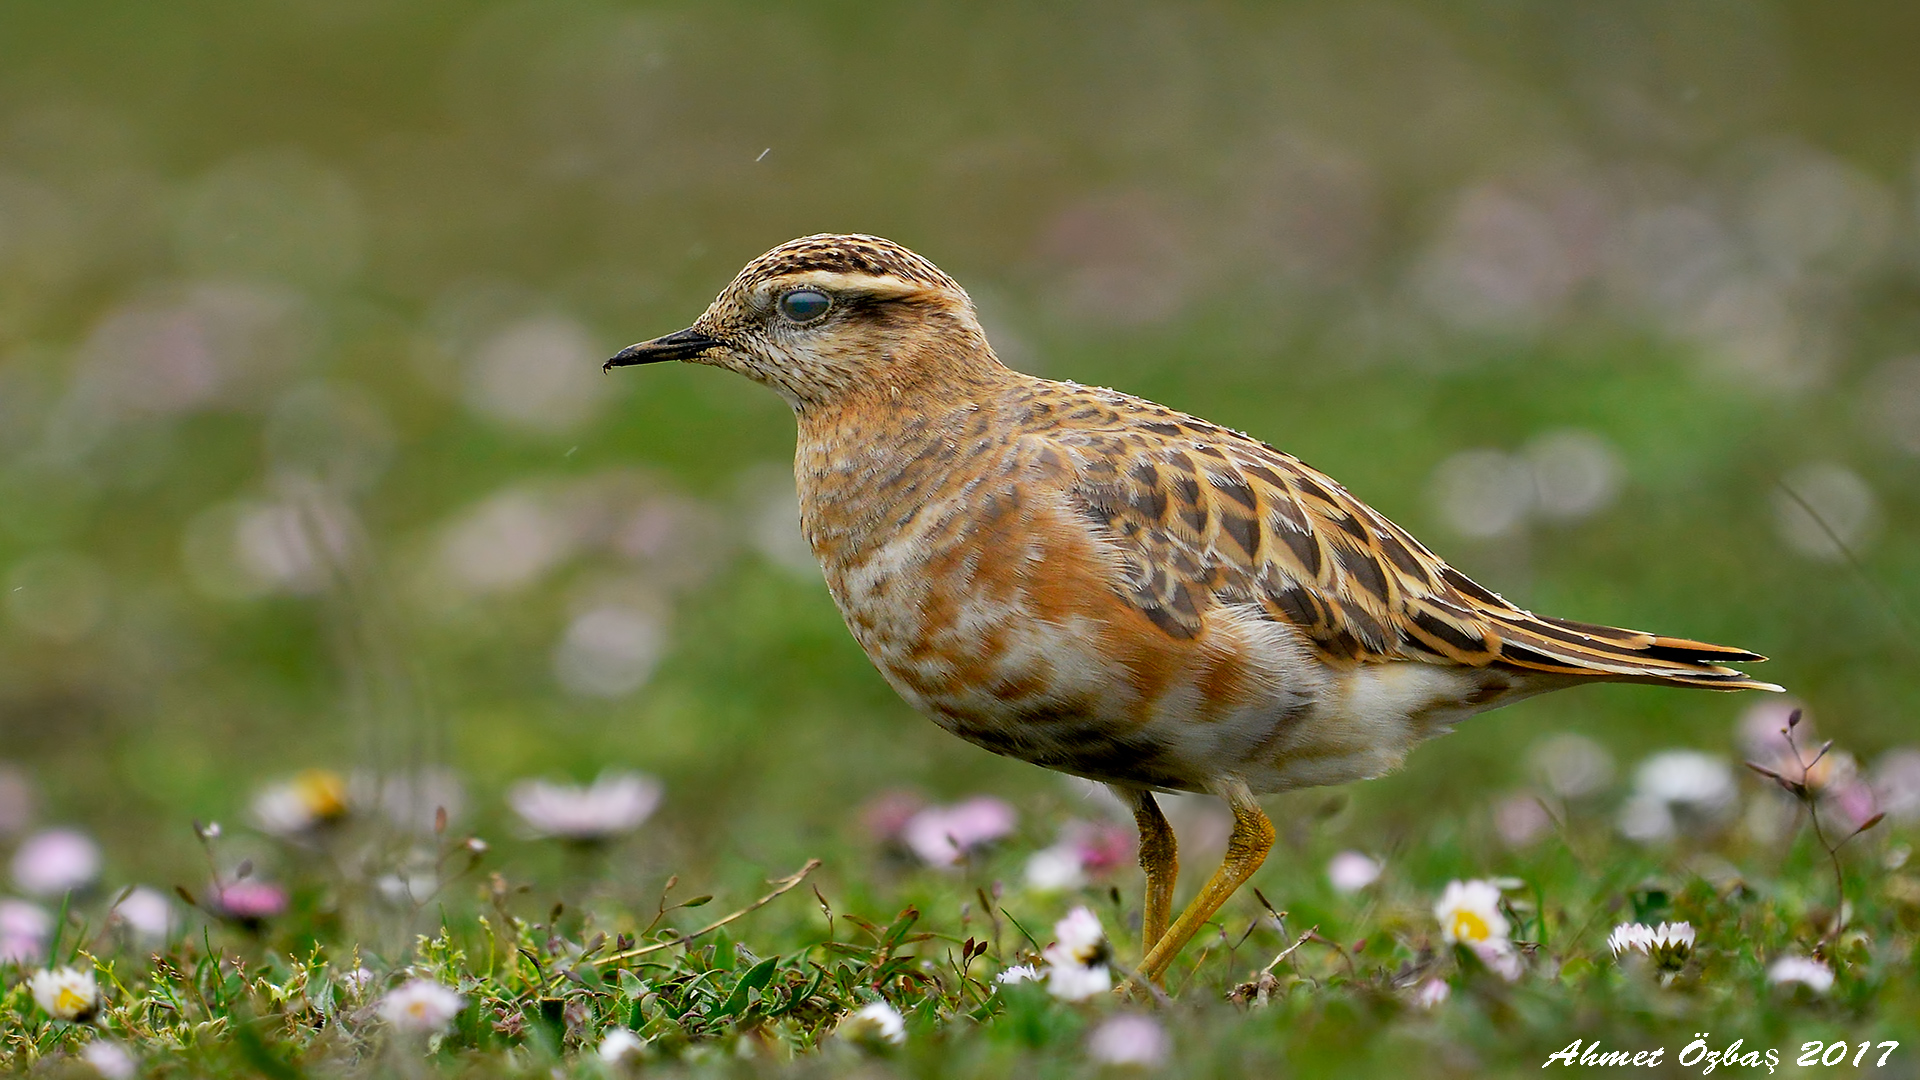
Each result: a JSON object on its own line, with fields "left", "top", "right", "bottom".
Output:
{"left": 1017, "top": 387, "right": 1779, "bottom": 693}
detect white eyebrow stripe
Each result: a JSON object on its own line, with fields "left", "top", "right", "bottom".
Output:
{"left": 761, "top": 271, "right": 931, "bottom": 300}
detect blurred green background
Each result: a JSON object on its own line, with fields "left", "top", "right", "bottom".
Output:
{"left": 1, "top": 1, "right": 1917, "bottom": 887}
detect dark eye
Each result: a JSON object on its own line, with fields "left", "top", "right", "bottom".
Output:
{"left": 778, "top": 288, "right": 831, "bottom": 323}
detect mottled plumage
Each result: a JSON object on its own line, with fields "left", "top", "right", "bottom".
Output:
{"left": 609, "top": 233, "right": 1779, "bottom": 984}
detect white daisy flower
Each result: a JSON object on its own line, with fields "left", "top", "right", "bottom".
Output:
{"left": 1608, "top": 921, "right": 1694, "bottom": 971}
{"left": 1607, "top": 922, "right": 1654, "bottom": 957}
{"left": 1046, "top": 958, "right": 1114, "bottom": 1002}
{"left": 1041, "top": 905, "right": 1113, "bottom": 1001}
{"left": 1023, "top": 845, "right": 1087, "bottom": 893}
{"left": 1618, "top": 751, "right": 1737, "bottom": 843}
{"left": 1767, "top": 955, "right": 1834, "bottom": 993}
{"left": 377, "top": 978, "right": 464, "bottom": 1035}
{"left": 836, "top": 1001, "right": 906, "bottom": 1047}
{"left": 1049, "top": 906, "right": 1108, "bottom": 963}
{"left": 597, "top": 1026, "right": 648, "bottom": 1064}
{"left": 251, "top": 769, "right": 350, "bottom": 836}
{"left": 29, "top": 965, "right": 98, "bottom": 1021}
{"left": 994, "top": 963, "right": 1043, "bottom": 986}
{"left": 1434, "top": 879, "right": 1510, "bottom": 947}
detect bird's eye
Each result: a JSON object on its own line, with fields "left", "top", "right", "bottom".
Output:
{"left": 778, "top": 288, "right": 831, "bottom": 323}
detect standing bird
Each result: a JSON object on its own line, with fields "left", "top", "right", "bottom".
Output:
{"left": 607, "top": 234, "right": 1779, "bottom": 984}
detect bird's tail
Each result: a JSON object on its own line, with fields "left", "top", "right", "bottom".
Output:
{"left": 1485, "top": 612, "right": 1783, "bottom": 692}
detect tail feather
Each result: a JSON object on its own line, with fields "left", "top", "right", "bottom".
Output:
{"left": 1486, "top": 612, "right": 1782, "bottom": 692}
{"left": 1539, "top": 615, "right": 1767, "bottom": 663}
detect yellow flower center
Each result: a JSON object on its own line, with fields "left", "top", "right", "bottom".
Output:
{"left": 57, "top": 986, "right": 91, "bottom": 1014}
{"left": 295, "top": 769, "right": 349, "bottom": 820}
{"left": 1450, "top": 909, "right": 1491, "bottom": 942}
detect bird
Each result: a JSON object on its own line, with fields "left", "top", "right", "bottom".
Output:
{"left": 606, "top": 233, "right": 1780, "bottom": 985}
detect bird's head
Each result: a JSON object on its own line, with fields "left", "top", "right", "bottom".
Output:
{"left": 606, "top": 234, "right": 1001, "bottom": 411}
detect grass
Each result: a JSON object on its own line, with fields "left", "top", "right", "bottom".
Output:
{"left": 8, "top": 735, "right": 1918, "bottom": 1077}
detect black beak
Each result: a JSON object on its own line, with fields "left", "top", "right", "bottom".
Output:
{"left": 603, "top": 328, "right": 724, "bottom": 371}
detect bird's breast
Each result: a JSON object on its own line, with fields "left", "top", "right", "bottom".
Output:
{"left": 792, "top": 414, "right": 1303, "bottom": 791}
{"left": 799, "top": 426, "right": 1098, "bottom": 719}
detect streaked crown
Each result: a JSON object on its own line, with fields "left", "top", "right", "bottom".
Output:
{"left": 731, "top": 234, "right": 967, "bottom": 296}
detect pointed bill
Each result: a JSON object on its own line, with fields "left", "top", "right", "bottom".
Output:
{"left": 604, "top": 329, "right": 723, "bottom": 371}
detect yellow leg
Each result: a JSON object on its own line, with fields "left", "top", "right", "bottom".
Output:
{"left": 1113, "top": 786, "right": 1179, "bottom": 962}
{"left": 1139, "top": 780, "right": 1273, "bottom": 983}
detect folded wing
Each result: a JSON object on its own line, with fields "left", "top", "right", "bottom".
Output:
{"left": 1019, "top": 393, "right": 1779, "bottom": 693}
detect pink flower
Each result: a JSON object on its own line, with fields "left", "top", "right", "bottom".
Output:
{"left": 1087, "top": 1014, "right": 1169, "bottom": 1066}
{"left": 508, "top": 771, "right": 662, "bottom": 842}
{"left": 215, "top": 880, "right": 288, "bottom": 923}
{"left": 0, "top": 899, "right": 51, "bottom": 963}
{"left": 1412, "top": 977, "right": 1451, "bottom": 1008}
{"left": 1470, "top": 940, "right": 1524, "bottom": 982}
{"left": 859, "top": 789, "right": 926, "bottom": 843}
{"left": 0, "top": 764, "right": 33, "bottom": 836}
{"left": 11, "top": 828, "right": 101, "bottom": 897}
{"left": 1527, "top": 734, "right": 1615, "bottom": 799}
{"left": 901, "top": 797, "right": 1016, "bottom": 867}
{"left": 1326, "top": 851, "right": 1383, "bottom": 893}
{"left": 109, "top": 887, "right": 174, "bottom": 945}
{"left": 1494, "top": 794, "right": 1554, "bottom": 848}
{"left": 81, "top": 1041, "right": 137, "bottom": 1080}
{"left": 1024, "top": 820, "right": 1138, "bottom": 892}
{"left": 1870, "top": 749, "right": 1920, "bottom": 824}
{"left": 1738, "top": 700, "right": 1809, "bottom": 767}
{"left": 1063, "top": 820, "right": 1135, "bottom": 875}
{"left": 340, "top": 966, "right": 376, "bottom": 995}
{"left": 1738, "top": 703, "right": 1853, "bottom": 793}
{"left": 1826, "top": 777, "right": 1880, "bottom": 832}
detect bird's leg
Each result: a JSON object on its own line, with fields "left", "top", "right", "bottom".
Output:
{"left": 1135, "top": 794, "right": 1179, "bottom": 960}
{"left": 1138, "top": 779, "right": 1272, "bottom": 983}
{"left": 1112, "top": 785, "right": 1179, "bottom": 963}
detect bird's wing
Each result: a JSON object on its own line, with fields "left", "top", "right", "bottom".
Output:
{"left": 1016, "top": 392, "right": 1776, "bottom": 690}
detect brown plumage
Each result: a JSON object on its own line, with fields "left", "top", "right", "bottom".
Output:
{"left": 608, "top": 233, "right": 1780, "bottom": 985}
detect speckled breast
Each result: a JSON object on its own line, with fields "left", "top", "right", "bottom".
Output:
{"left": 792, "top": 397, "right": 1198, "bottom": 791}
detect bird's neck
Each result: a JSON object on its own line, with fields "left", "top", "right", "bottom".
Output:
{"left": 793, "top": 356, "right": 1030, "bottom": 565}
{"left": 793, "top": 342, "right": 1019, "bottom": 453}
